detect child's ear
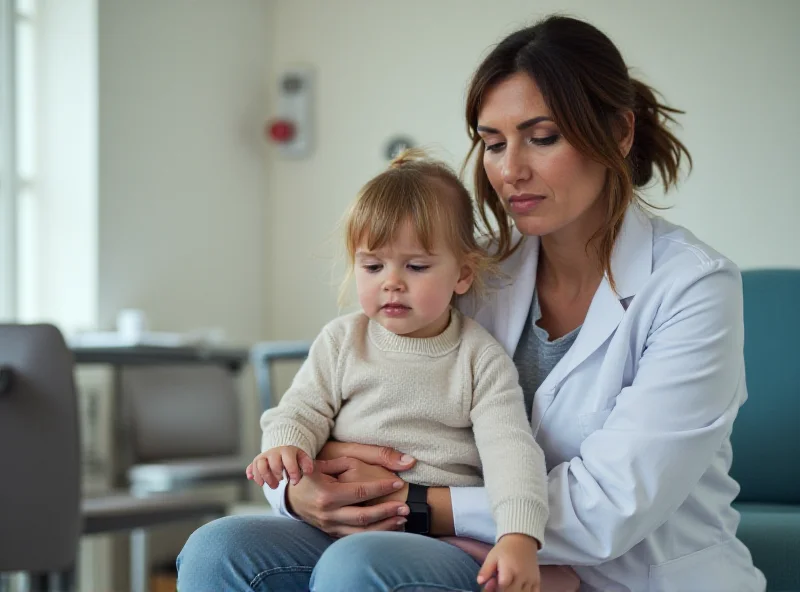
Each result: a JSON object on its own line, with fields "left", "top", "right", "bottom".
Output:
{"left": 454, "top": 262, "right": 475, "bottom": 295}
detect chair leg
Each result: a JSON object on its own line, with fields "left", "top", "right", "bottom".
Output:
{"left": 25, "top": 569, "right": 75, "bottom": 592}
{"left": 0, "top": 574, "right": 13, "bottom": 592}
{"left": 130, "top": 529, "right": 148, "bottom": 592}
{"left": 50, "top": 567, "right": 76, "bottom": 592}
{"left": 28, "top": 573, "right": 49, "bottom": 592}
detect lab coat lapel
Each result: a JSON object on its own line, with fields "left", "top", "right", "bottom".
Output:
{"left": 471, "top": 233, "right": 539, "bottom": 357}
{"left": 498, "top": 236, "right": 539, "bottom": 356}
{"left": 536, "top": 206, "right": 654, "bottom": 395}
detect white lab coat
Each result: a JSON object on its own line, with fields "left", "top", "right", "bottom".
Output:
{"left": 265, "top": 205, "right": 766, "bottom": 591}
{"left": 453, "top": 205, "right": 766, "bottom": 591}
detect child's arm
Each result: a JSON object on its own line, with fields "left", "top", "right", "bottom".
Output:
{"left": 470, "top": 344, "right": 549, "bottom": 545}
{"left": 259, "top": 328, "right": 342, "bottom": 460}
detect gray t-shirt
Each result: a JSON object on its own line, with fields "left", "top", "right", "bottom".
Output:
{"left": 513, "top": 290, "right": 581, "bottom": 420}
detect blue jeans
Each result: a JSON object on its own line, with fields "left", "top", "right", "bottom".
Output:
{"left": 177, "top": 515, "right": 481, "bottom": 591}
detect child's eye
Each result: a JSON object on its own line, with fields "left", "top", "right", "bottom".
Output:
{"left": 363, "top": 264, "right": 383, "bottom": 273}
{"left": 408, "top": 264, "right": 429, "bottom": 272}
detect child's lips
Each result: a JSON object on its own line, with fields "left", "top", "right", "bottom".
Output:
{"left": 381, "top": 303, "right": 410, "bottom": 317}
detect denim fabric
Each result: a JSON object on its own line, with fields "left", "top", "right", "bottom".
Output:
{"left": 177, "top": 515, "right": 481, "bottom": 591}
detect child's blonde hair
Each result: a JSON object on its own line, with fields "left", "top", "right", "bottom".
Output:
{"left": 340, "top": 148, "right": 495, "bottom": 306}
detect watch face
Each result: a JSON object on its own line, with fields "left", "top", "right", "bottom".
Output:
{"left": 406, "top": 502, "right": 430, "bottom": 535}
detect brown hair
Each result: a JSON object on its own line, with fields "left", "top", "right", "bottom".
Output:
{"left": 464, "top": 15, "right": 692, "bottom": 291}
{"left": 341, "top": 148, "right": 494, "bottom": 305}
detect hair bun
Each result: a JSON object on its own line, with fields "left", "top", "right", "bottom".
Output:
{"left": 389, "top": 147, "right": 429, "bottom": 168}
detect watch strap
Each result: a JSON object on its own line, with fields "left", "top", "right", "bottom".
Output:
{"left": 407, "top": 483, "right": 428, "bottom": 504}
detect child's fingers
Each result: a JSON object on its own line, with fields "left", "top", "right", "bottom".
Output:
{"left": 256, "top": 455, "right": 278, "bottom": 489}
{"left": 245, "top": 463, "right": 254, "bottom": 480}
{"left": 525, "top": 572, "right": 541, "bottom": 592}
{"left": 282, "top": 448, "right": 302, "bottom": 485}
{"left": 251, "top": 457, "right": 263, "bottom": 485}
{"left": 477, "top": 555, "right": 498, "bottom": 587}
{"left": 254, "top": 456, "right": 271, "bottom": 487}
{"left": 266, "top": 449, "right": 285, "bottom": 488}
{"left": 496, "top": 558, "right": 514, "bottom": 591}
{"left": 297, "top": 450, "right": 314, "bottom": 475}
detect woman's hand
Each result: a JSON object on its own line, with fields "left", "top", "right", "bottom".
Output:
{"left": 334, "top": 456, "right": 410, "bottom": 505}
{"left": 315, "top": 441, "right": 457, "bottom": 537}
{"left": 286, "top": 456, "right": 410, "bottom": 537}
{"left": 318, "top": 441, "right": 416, "bottom": 505}
{"left": 318, "top": 441, "right": 417, "bottom": 471}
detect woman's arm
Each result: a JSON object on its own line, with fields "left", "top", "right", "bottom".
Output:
{"left": 261, "top": 443, "right": 417, "bottom": 536}
{"left": 285, "top": 457, "right": 411, "bottom": 537}
{"left": 537, "top": 261, "right": 745, "bottom": 565}
{"left": 449, "top": 486, "right": 495, "bottom": 541}
{"left": 444, "top": 260, "right": 748, "bottom": 561}
{"left": 317, "top": 441, "right": 480, "bottom": 539}
{"left": 428, "top": 486, "right": 456, "bottom": 536}
{"left": 262, "top": 476, "right": 295, "bottom": 518}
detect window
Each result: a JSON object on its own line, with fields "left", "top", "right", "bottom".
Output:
{"left": 0, "top": 0, "right": 36, "bottom": 321}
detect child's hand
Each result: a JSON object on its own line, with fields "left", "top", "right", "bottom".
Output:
{"left": 245, "top": 446, "right": 314, "bottom": 489}
{"left": 477, "top": 533, "right": 541, "bottom": 592}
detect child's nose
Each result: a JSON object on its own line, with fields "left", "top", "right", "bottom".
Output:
{"left": 383, "top": 272, "right": 406, "bottom": 291}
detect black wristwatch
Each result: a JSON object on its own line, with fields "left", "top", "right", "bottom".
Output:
{"left": 404, "top": 483, "right": 431, "bottom": 535}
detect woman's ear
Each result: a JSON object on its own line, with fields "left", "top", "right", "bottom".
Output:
{"left": 618, "top": 110, "right": 635, "bottom": 157}
{"left": 454, "top": 262, "right": 476, "bottom": 295}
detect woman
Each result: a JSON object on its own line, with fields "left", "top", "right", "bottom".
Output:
{"left": 178, "top": 15, "right": 766, "bottom": 592}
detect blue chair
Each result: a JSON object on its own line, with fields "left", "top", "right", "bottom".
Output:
{"left": 250, "top": 341, "right": 312, "bottom": 412}
{"left": 731, "top": 269, "right": 800, "bottom": 592}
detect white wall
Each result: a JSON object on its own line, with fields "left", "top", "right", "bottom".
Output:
{"left": 97, "top": 0, "right": 271, "bottom": 345}
{"left": 32, "top": 0, "right": 98, "bottom": 333}
{"left": 90, "top": 3, "right": 273, "bottom": 588}
{"left": 266, "top": 0, "right": 800, "bottom": 342}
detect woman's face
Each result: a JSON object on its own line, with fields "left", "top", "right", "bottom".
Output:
{"left": 477, "top": 72, "right": 608, "bottom": 240}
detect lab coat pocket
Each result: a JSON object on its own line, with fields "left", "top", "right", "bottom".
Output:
{"left": 648, "top": 539, "right": 738, "bottom": 592}
{"left": 578, "top": 407, "right": 613, "bottom": 439}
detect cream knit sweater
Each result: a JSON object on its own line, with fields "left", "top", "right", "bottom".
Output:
{"left": 260, "top": 309, "right": 549, "bottom": 542}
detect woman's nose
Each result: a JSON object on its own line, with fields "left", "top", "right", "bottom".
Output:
{"left": 502, "top": 145, "right": 532, "bottom": 185}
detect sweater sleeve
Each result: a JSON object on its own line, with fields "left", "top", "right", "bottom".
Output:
{"left": 259, "top": 328, "right": 341, "bottom": 458}
{"left": 470, "top": 344, "right": 549, "bottom": 544}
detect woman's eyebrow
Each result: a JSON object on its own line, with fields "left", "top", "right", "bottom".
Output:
{"left": 476, "top": 116, "right": 553, "bottom": 134}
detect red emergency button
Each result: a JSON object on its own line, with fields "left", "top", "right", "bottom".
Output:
{"left": 268, "top": 120, "right": 296, "bottom": 143}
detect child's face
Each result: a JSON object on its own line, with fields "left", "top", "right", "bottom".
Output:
{"left": 354, "top": 221, "right": 473, "bottom": 338}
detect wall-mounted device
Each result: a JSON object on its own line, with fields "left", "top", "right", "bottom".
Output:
{"left": 266, "top": 66, "right": 314, "bottom": 158}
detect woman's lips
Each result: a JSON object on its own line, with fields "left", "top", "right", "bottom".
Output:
{"left": 508, "top": 194, "right": 545, "bottom": 214}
